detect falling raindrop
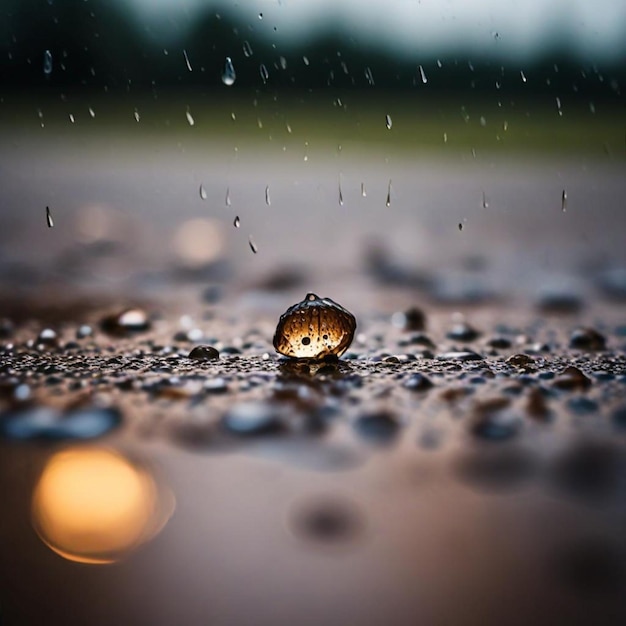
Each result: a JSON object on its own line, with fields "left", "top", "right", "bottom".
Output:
{"left": 260, "top": 64, "right": 269, "bottom": 84}
{"left": 279, "top": 56, "right": 287, "bottom": 70}
{"left": 338, "top": 178, "right": 344, "bottom": 206}
{"left": 186, "top": 109, "right": 195, "bottom": 126}
{"left": 231, "top": 112, "right": 236, "bottom": 121}
{"left": 303, "top": 56, "right": 310, "bottom": 66}
{"left": 43, "top": 50, "right": 53, "bottom": 76}
{"left": 249, "top": 236, "right": 258, "bottom": 254}
{"left": 556, "top": 97, "right": 562, "bottom": 116}
{"left": 46, "top": 206, "right": 54, "bottom": 228}
{"left": 361, "top": 182, "right": 367, "bottom": 197}
{"left": 386, "top": 179, "right": 392, "bottom": 207}
{"left": 385, "top": 114, "right": 392, "bottom": 130}
{"left": 199, "top": 184, "right": 207, "bottom": 200}
{"left": 183, "top": 49, "right": 192, "bottom": 72}
{"left": 561, "top": 189, "right": 567, "bottom": 212}
{"left": 364, "top": 67, "right": 375, "bottom": 86}
{"left": 418, "top": 64, "right": 427, "bottom": 84}
{"left": 443, "top": 132, "right": 448, "bottom": 143}
{"left": 257, "top": 118, "right": 263, "bottom": 129}
{"left": 503, "top": 120, "right": 509, "bottom": 131}
{"left": 458, "top": 222, "right": 464, "bottom": 231}
{"left": 243, "top": 41, "right": 253, "bottom": 57}
{"left": 520, "top": 70, "right": 527, "bottom": 83}
{"left": 265, "top": 185, "right": 271, "bottom": 206}
{"left": 222, "top": 57, "right": 236, "bottom": 86}
{"left": 69, "top": 113, "right": 75, "bottom": 123}
{"left": 225, "top": 187, "right": 231, "bottom": 206}
{"left": 589, "top": 102, "right": 596, "bottom": 114}
{"left": 88, "top": 107, "right": 95, "bottom": 118}
{"left": 134, "top": 108, "right": 140, "bottom": 122}
{"left": 233, "top": 216, "right": 240, "bottom": 228}
{"left": 286, "top": 123, "right": 292, "bottom": 134}
{"left": 482, "top": 190, "right": 489, "bottom": 209}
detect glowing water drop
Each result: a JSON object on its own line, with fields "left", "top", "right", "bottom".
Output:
{"left": 365, "top": 67, "right": 375, "bottom": 86}
{"left": 520, "top": 70, "right": 527, "bottom": 83}
{"left": 186, "top": 109, "right": 195, "bottom": 126}
{"left": 303, "top": 56, "right": 309, "bottom": 66}
{"left": 43, "top": 50, "right": 53, "bottom": 76}
{"left": 199, "top": 184, "right": 207, "bottom": 200}
{"left": 69, "top": 114, "right": 75, "bottom": 123}
{"left": 46, "top": 206, "right": 54, "bottom": 228}
{"left": 222, "top": 57, "right": 236, "bottom": 86}
{"left": 88, "top": 107, "right": 95, "bottom": 118}
{"left": 418, "top": 65, "right": 427, "bottom": 84}
{"left": 134, "top": 109, "right": 140, "bottom": 122}
{"left": 265, "top": 186, "right": 271, "bottom": 206}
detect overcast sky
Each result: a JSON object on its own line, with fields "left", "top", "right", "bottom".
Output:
{"left": 124, "top": 0, "right": 626, "bottom": 60}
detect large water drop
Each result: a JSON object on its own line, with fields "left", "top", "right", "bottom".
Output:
{"left": 222, "top": 57, "right": 236, "bottom": 86}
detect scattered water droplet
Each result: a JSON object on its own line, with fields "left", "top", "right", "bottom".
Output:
{"left": 233, "top": 215, "right": 240, "bottom": 228}
{"left": 134, "top": 108, "right": 140, "bottom": 122}
{"left": 243, "top": 41, "right": 253, "bottom": 57}
{"left": 46, "top": 206, "right": 54, "bottom": 228}
{"left": 68, "top": 113, "right": 75, "bottom": 123}
{"left": 199, "top": 184, "right": 207, "bottom": 200}
{"left": 303, "top": 56, "right": 309, "bottom": 66}
{"left": 482, "top": 190, "right": 489, "bottom": 208}
{"left": 225, "top": 187, "right": 231, "bottom": 206}
{"left": 520, "top": 70, "right": 527, "bottom": 83}
{"left": 222, "top": 56, "right": 236, "bottom": 86}
{"left": 88, "top": 106, "right": 95, "bottom": 118}
{"left": 265, "top": 185, "right": 271, "bottom": 206}
{"left": 249, "top": 236, "right": 258, "bottom": 254}
{"left": 183, "top": 49, "right": 192, "bottom": 72}
{"left": 185, "top": 108, "right": 195, "bottom": 126}
{"left": 260, "top": 64, "right": 269, "bottom": 84}
{"left": 361, "top": 182, "right": 367, "bottom": 197}
{"left": 561, "top": 189, "right": 567, "bottom": 212}
{"left": 386, "top": 179, "right": 392, "bottom": 207}
{"left": 385, "top": 114, "right": 392, "bottom": 130}
{"left": 43, "top": 49, "right": 53, "bottom": 76}
{"left": 418, "top": 64, "right": 427, "bottom": 83}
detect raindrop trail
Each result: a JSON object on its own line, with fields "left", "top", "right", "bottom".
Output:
{"left": 265, "top": 185, "right": 271, "bottom": 206}
{"left": 418, "top": 64, "right": 427, "bottom": 84}
{"left": 386, "top": 179, "right": 392, "bottom": 207}
{"left": 249, "top": 236, "right": 258, "bottom": 253}
{"left": 260, "top": 64, "right": 269, "bottom": 84}
{"left": 222, "top": 57, "right": 236, "bottom": 86}
{"left": 561, "top": 189, "right": 567, "bottom": 212}
{"left": 385, "top": 114, "right": 392, "bottom": 130}
{"left": 46, "top": 206, "right": 54, "bottom": 228}
{"left": 225, "top": 187, "right": 231, "bottom": 206}
{"left": 183, "top": 49, "right": 192, "bottom": 72}
{"left": 43, "top": 50, "right": 52, "bottom": 76}
{"left": 199, "top": 184, "right": 207, "bottom": 200}
{"left": 234, "top": 216, "right": 240, "bottom": 228}
{"left": 186, "top": 109, "right": 195, "bottom": 126}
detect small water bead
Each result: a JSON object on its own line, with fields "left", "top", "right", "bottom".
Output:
{"left": 520, "top": 70, "right": 527, "bottom": 83}
{"left": 561, "top": 189, "right": 567, "bottom": 212}
{"left": 185, "top": 109, "right": 195, "bottom": 126}
{"left": 482, "top": 190, "right": 489, "bottom": 208}
{"left": 418, "top": 64, "right": 427, "bottom": 84}
{"left": 385, "top": 114, "right": 392, "bottom": 130}
{"left": 386, "top": 179, "right": 392, "bottom": 207}
{"left": 225, "top": 187, "right": 231, "bottom": 206}
{"left": 265, "top": 185, "right": 271, "bottom": 205}
{"left": 69, "top": 114, "right": 75, "bottom": 123}
{"left": 233, "top": 216, "right": 240, "bottom": 228}
{"left": 134, "top": 109, "right": 140, "bottom": 122}
{"left": 458, "top": 222, "right": 464, "bottom": 231}
{"left": 258, "top": 12, "right": 263, "bottom": 19}
{"left": 273, "top": 293, "right": 357, "bottom": 360}
{"left": 188, "top": 345, "right": 220, "bottom": 361}
{"left": 260, "top": 64, "right": 269, "bottom": 83}
{"left": 43, "top": 49, "right": 53, "bottom": 76}
{"left": 243, "top": 41, "right": 253, "bottom": 57}
{"left": 199, "top": 184, "right": 207, "bottom": 200}
{"left": 46, "top": 206, "right": 54, "bottom": 228}
{"left": 303, "top": 56, "right": 309, "bottom": 66}
{"left": 338, "top": 180, "right": 343, "bottom": 206}
{"left": 222, "top": 57, "right": 236, "bottom": 86}
{"left": 361, "top": 183, "right": 367, "bottom": 197}
{"left": 88, "top": 107, "right": 95, "bottom": 118}
{"left": 248, "top": 236, "right": 258, "bottom": 254}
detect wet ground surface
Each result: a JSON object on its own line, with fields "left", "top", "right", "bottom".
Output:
{"left": 1, "top": 134, "right": 626, "bottom": 625}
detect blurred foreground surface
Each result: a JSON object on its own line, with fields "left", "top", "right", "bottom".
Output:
{"left": 1, "top": 104, "right": 626, "bottom": 625}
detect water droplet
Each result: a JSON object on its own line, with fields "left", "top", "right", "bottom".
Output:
{"left": 225, "top": 187, "right": 231, "bottom": 206}
{"left": 520, "top": 70, "right": 527, "bottom": 83}
{"left": 482, "top": 190, "right": 489, "bottom": 208}
{"left": 46, "top": 206, "right": 54, "bottom": 228}
{"left": 88, "top": 107, "right": 95, "bottom": 118}
{"left": 556, "top": 97, "right": 562, "bottom": 116}
{"left": 561, "top": 189, "right": 567, "bottom": 212}
{"left": 101, "top": 308, "right": 151, "bottom": 335}
{"left": 303, "top": 56, "right": 309, "bottom": 66}
{"left": 386, "top": 179, "right": 392, "bottom": 207}
{"left": 286, "top": 123, "right": 292, "bottom": 134}
{"left": 68, "top": 113, "right": 75, "bottom": 123}
{"left": 243, "top": 41, "right": 253, "bottom": 57}
{"left": 222, "top": 56, "right": 236, "bottom": 86}
{"left": 443, "top": 132, "right": 448, "bottom": 143}
{"left": 364, "top": 66, "right": 375, "bottom": 86}
{"left": 361, "top": 182, "right": 367, "bottom": 197}
{"left": 233, "top": 215, "right": 240, "bottom": 228}
{"left": 418, "top": 64, "right": 427, "bottom": 83}
{"left": 589, "top": 102, "right": 596, "bottom": 114}
{"left": 231, "top": 112, "right": 236, "bottom": 121}
{"left": 183, "top": 49, "right": 192, "bottom": 72}
{"left": 249, "top": 236, "right": 258, "bottom": 254}
{"left": 199, "top": 184, "right": 207, "bottom": 200}
{"left": 338, "top": 179, "right": 344, "bottom": 206}
{"left": 273, "top": 293, "right": 356, "bottom": 360}
{"left": 134, "top": 109, "right": 140, "bottom": 122}
{"left": 185, "top": 109, "right": 195, "bottom": 126}
{"left": 279, "top": 56, "right": 287, "bottom": 70}
{"left": 188, "top": 345, "right": 219, "bottom": 361}
{"left": 458, "top": 222, "right": 464, "bottom": 231}
{"left": 385, "top": 114, "right": 392, "bottom": 130}
{"left": 480, "top": 116, "right": 487, "bottom": 127}
{"left": 260, "top": 64, "right": 269, "bottom": 84}
{"left": 257, "top": 118, "right": 263, "bottom": 129}
{"left": 43, "top": 49, "right": 53, "bottom": 76}
{"left": 503, "top": 120, "right": 508, "bottom": 131}
{"left": 258, "top": 12, "right": 263, "bottom": 20}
